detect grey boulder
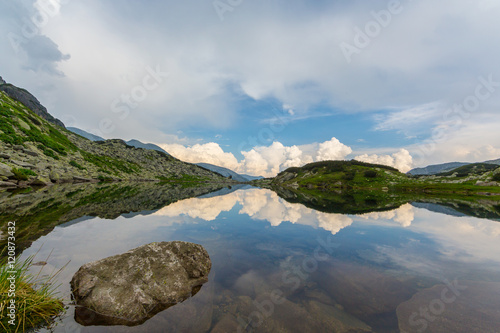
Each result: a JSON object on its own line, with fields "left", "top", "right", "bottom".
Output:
{"left": 70, "top": 241, "right": 211, "bottom": 326}
{"left": 0, "top": 163, "right": 14, "bottom": 178}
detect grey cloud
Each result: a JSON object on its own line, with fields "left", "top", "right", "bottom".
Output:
{"left": 21, "top": 35, "right": 70, "bottom": 76}
{"left": 0, "top": 0, "right": 70, "bottom": 77}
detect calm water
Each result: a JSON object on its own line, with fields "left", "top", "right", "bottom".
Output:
{"left": 13, "top": 185, "right": 500, "bottom": 332}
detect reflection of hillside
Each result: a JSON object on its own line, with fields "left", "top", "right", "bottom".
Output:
{"left": 270, "top": 185, "right": 500, "bottom": 222}
{"left": 271, "top": 186, "right": 408, "bottom": 215}
{"left": 0, "top": 182, "right": 223, "bottom": 255}
{"left": 412, "top": 198, "right": 500, "bottom": 222}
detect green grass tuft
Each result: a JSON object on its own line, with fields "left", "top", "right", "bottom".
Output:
{"left": 0, "top": 256, "right": 65, "bottom": 332}
{"left": 11, "top": 168, "right": 37, "bottom": 181}
{"left": 69, "top": 160, "right": 84, "bottom": 170}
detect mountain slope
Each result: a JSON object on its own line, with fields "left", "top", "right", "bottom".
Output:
{"left": 0, "top": 76, "right": 65, "bottom": 128}
{"left": 272, "top": 160, "right": 406, "bottom": 190}
{"left": 409, "top": 159, "right": 500, "bottom": 175}
{"left": 408, "top": 162, "right": 470, "bottom": 175}
{"left": 435, "top": 163, "right": 499, "bottom": 177}
{"left": 0, "top": 90, "right": 226, "bottom": 188}
{"left": 268, "top": 159, "right": 500, "bottom": 195}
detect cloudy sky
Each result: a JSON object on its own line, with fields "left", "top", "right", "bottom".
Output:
{"left": 1, "top": 0, "right": 500, "bottom": 176}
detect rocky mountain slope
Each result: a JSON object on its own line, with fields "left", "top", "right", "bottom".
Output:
{"left": 0, "top": 76, "right": 65, "bottom": 127}
{"left": 271, "top": 160, "right": 406, "bottom": 190}
{"left": 0, "top": 88, "right": 227, "bottom": 188}
{"left": 268, "top": 159, "right": 500, "bottom": 194}
{"left": 408, "top": 159, "right": 500, "bottom": 175}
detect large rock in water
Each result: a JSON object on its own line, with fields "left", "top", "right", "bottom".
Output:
{"left": 70, "top": 241, "right": 211, "bottom": 326}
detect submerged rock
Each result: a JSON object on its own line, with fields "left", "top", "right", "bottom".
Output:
{"left": 70, "top": 241, "right": 211, "bottom": 326}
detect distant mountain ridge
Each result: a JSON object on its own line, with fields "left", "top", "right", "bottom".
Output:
{"left": 67, "top": 127, "right": 170, "bottom": 155}
{"left": 196, "top": 163, "right": 263, "bottom": 182}
{"left": 67, "top": 127, "right": 105, "bottom": 142}
{"left": 408, "top": 159, "right": 500, "bottom": 175}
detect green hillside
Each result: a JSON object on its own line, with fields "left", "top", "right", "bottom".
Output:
{"left": 435, "top": 163, "right": 499, "bottom": 177}
{"left": 272, "top": 160, "right": 410, "bottom": 190}
{"left": 267, "top": 159, "right": 500, "bottom": 196}
{"left": 0, "top": 91, "right": 227, "bottom": 188}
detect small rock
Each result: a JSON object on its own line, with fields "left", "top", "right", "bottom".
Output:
{"left": 30, "top": 177, "right": 52, "bottom": 186}
{"left": 72, "top": 176, "right": 94, "bottom": 183}
{"left": 0, "top": 153, "right": 10, "bottom": 160}
{"left": 475, "top": 181, "right": 498, "bottom": 187}
{"left": 0, "top": 181, "right": 17, "bottom": 187}
{"left": 32, "top": 261, "right": 47, "bottom": 266}
{"left": 0, "top": 163, "right": 14, "bottom": 178}
{"left": 71, "top": 241, "right": 211, "bottom": 326}
{"left": 13, "top": 145, "right": 24, "bottom": 151}
{"left": 11, "top": 160, "right": 37, "bottom": 169}
{"left": 24, "top": 150, "right": 38, "bottom": 157}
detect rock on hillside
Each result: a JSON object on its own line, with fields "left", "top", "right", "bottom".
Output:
{"left": 71, "top": 241, "right": 211, "bottom": 325}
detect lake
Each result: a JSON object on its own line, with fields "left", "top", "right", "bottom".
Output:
{"left": 3, "top": 183, "right": 500, "bottom": 332}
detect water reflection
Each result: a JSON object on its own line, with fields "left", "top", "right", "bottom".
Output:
{"left": 3, "top": 185, "right": 500, "bottom": 332}
{"left": 154, "top": 188, "right": 355, "bottom": 235}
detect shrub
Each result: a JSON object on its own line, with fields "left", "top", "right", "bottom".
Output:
{"left": 97, "top": 175, "right": 113, "bottom": 182}
{"left": 492, "top": 173, "right": 500, "bottom": 182}
{"left": 11, "top": 168, "right": 37, "bottom": 181}
{"left": 343, "top": 171, "right": 356, "bottom": 181}
{"left": 69, "top": 160, "right": 84, "bottom": 170}
{"left": 364, "top": 170, "right": 377, "bottom": 178}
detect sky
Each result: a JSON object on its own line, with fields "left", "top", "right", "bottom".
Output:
{"left": 1, "top": 0, "right": 500, "bottom": 176}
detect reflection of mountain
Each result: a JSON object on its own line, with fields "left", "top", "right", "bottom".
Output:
{"left": 0, "top": 182, "right": 224, "bottom": 255}
{"left": 411, "top": 202, "right": 467, "bottom": 218}
{"left": 411, "top": 199, "right": 500, "bottom": 222}
{"left": 272, "top": 186, "right": 409, "bottom": 215}
{"left": 270, "top": 185, "right": 500, "bottom": 222}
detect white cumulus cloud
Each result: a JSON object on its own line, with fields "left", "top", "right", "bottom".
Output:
{"left": 354, "top": 149, "right": 413, "bottom": 173}
{"left": 159, "top": 137, "right": 353, "bottom": 177}
{"left": 159, "top": 142, "right": 240, "bottom": 170}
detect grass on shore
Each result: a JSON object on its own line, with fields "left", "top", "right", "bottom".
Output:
{"left": 0, "top": 255, "right": 65, "bottom": 332}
